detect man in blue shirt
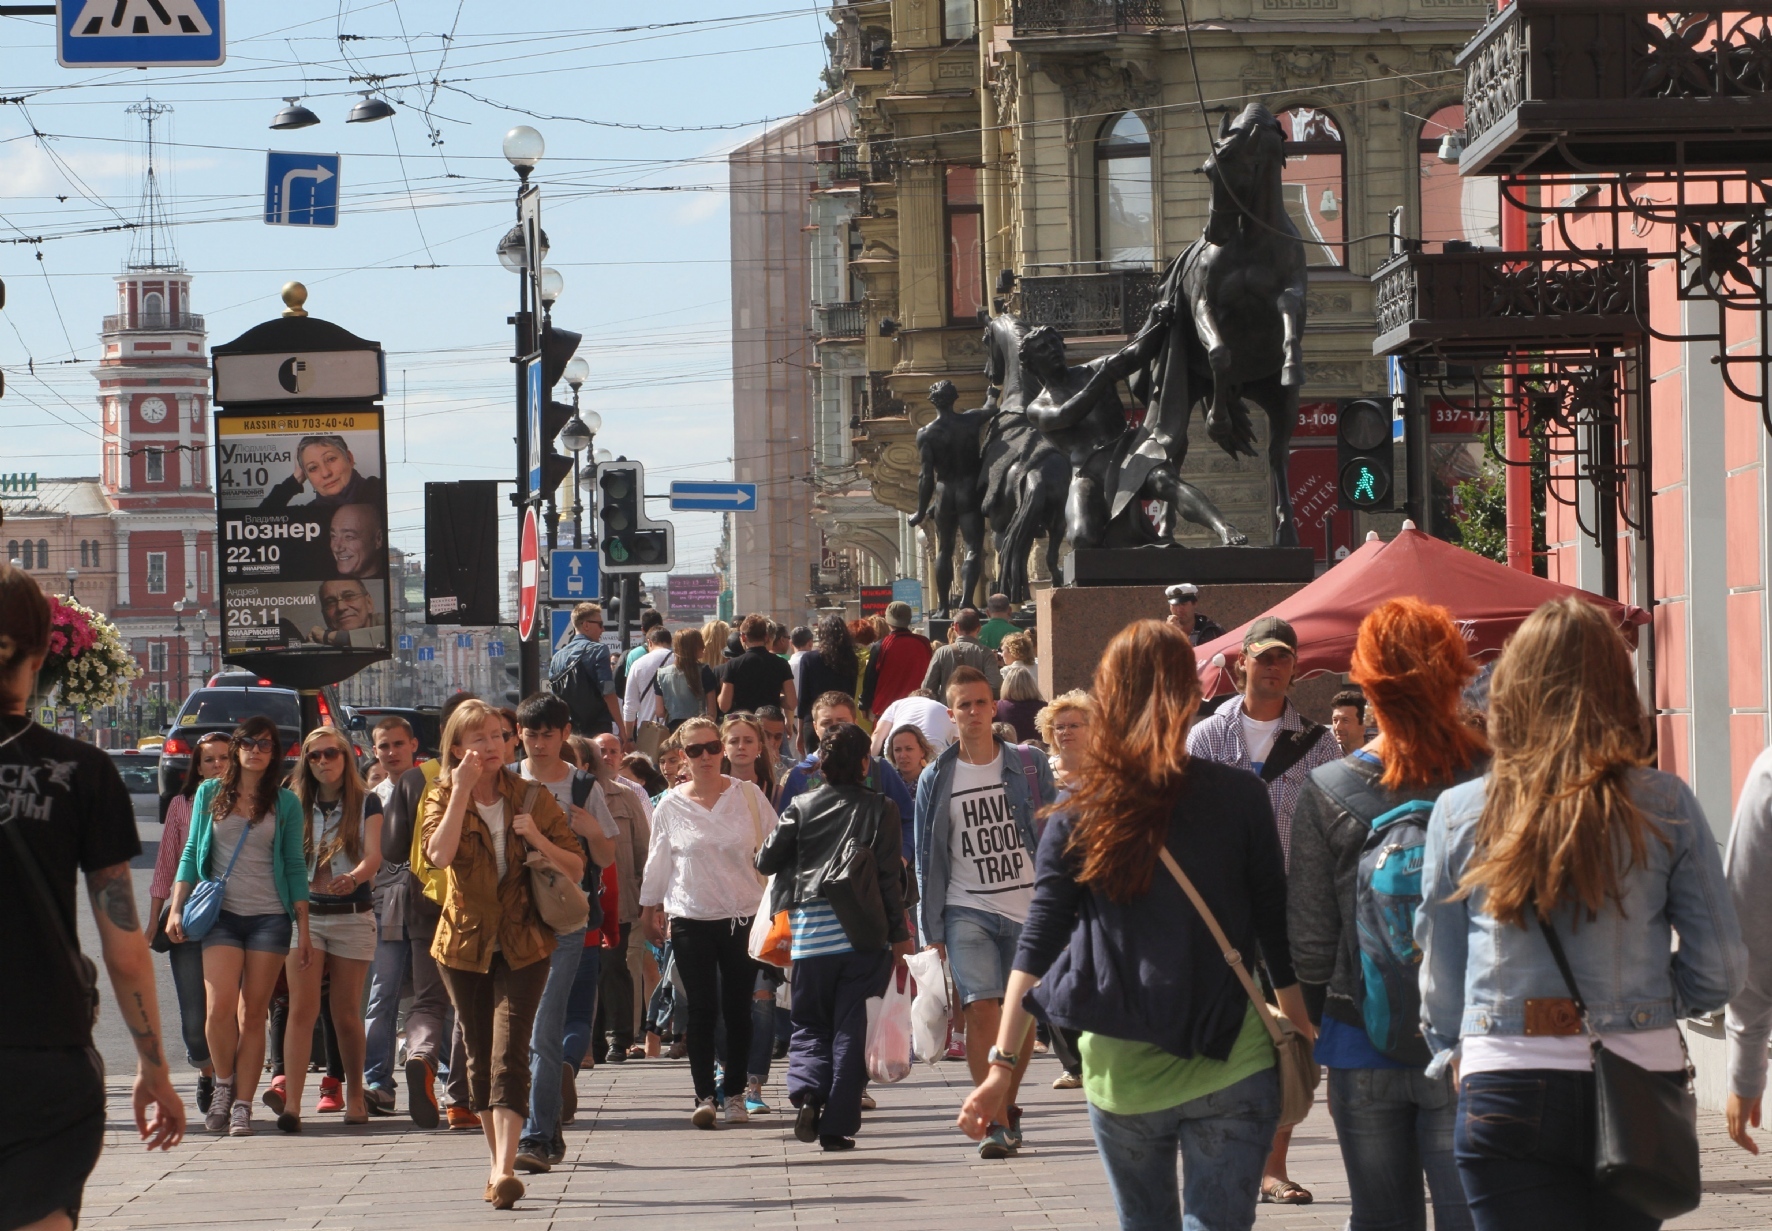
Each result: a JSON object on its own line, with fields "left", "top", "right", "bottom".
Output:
{"left": 777, "top": 691, "right": 914, "bottom": 866}
{"left": 547, "top": 602, "right": 621, "bottom": 738}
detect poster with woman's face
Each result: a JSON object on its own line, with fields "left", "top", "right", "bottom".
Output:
{"left": 215, "top": 407, "right": 391, "bottom": 655}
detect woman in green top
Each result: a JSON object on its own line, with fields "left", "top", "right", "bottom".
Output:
{"left": 958, "top": 620, "right": 1312, "bottom": 1231}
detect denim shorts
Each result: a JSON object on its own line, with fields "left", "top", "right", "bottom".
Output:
{"left": 944, "top": 903, "right": 1022, "bottom": 1006}
{"left": 201, "top": 909, "right": 293, "bottom": 954}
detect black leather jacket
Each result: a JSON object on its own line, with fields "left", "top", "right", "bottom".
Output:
{"left": 755, "top": 784, "right": 910, "bottom": 947}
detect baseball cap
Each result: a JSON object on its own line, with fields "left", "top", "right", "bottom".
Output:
{"left": 1164, "top": 583, "right": 1199, "bottom": 603}
{"left": 885, "top": 600, "right": 913, "bottom": 628}
{"left": 1243, "top": 616, "right": 1298, "bottom": 657}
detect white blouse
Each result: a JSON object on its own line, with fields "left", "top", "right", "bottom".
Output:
{"left": 638, "top": 777, "right": 772, "bottom": 922}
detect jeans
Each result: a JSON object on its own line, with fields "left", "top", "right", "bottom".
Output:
{"left": 671, "top": 916, "right": 755, "bottom": 1101}
{"left": 562, "top": 945, "right": 603, "bottom": 1076}
{"left": 747, "top": 973, "right": 777, "bottom": 1082}
{"left": 1088, "top": 1066, "right": 1280, "bottom": 1231}
{"left": 943, "top": 903, "right": 1022, "bottom": 1005}
{"left": 1328, "top": 1066, "right": 1472, "bottom": 1231}
{"left": 166, "top": 940, "right": 211, "bottom": 1067}
{"left": 363, "top": 925, "right": 451, "bottom": 1087}
{"left": 786, "top": 949, "right": 891, "bottom": 1140}
{"left": 1455, "top": 1069, "right": 1669, "bottom": 1231}
{"left": 522, "top": 928, "right": 586, "bottom": 1144}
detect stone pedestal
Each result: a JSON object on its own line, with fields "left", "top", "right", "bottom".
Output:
{"left": 1035, "top": 581, "right": 1349, "bottom": 723}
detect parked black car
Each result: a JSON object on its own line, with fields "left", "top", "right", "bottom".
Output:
{"left": 156, "top": 684, "right": 304, "bottom": 818}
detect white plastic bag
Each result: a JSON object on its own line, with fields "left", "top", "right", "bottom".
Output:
{"left": 864, "top": 963, "right": 915, "bottom": 1084}
{"left": 904, "top": 949, "right": 949, "bottom": 1065}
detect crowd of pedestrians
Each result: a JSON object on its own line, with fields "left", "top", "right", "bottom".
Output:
{"left": 7, "top": 555, "right": 1772, "bottom": 1229}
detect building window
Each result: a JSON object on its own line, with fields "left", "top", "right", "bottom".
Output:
{"left": 90, "top": 540, "right": 99, "bottom": 569}
{"left": 145, "top": 447, "right": 165, "bottom": 483}
{"left": 142, "top": 290, "right": 166, "bottom": 328}
{"left": 1416, "top": 103, "right": 1497, "bottom": 249}
{"left": 1097, "top": 112, "right": 1154, "bottom": 269}
{"left": 943, "top": 0, "right": 975, "bottom": 41}
{"left": 1279, "top": 107, "right": 1346, "bottom": 268}
{"left": 36, "top": 541, "right": 47, "bottom": 570}
{"left": 199, "top": 549, "right": 209, "bottom": 594}
{"left": 147, "top": 551, "right": 167, "bottom": 595}
{"left": 945, "top": 165, "right": 985, "bottom": 323}
{"left": 79, "top": 541, "right": 89, "bottom": 568}
{"left": 149, "top": 642, "right": 167, "bottom": 673}
{"left": 5, "top": 541, "right": 16, "bottom": 566}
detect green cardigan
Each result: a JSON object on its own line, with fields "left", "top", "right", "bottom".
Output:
{"left": 175, "top": 779, "right": 310, "bottom": 919}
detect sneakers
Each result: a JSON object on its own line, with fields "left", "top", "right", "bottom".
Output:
{"left": 316, "top": 1076, "right": 345, "bottom": 1113}
{"left": 744, "top": 1080, "right": 771, "bottom": 1115}
{"left": 1005, "top": 1104, "right": 1025, "bottom": 1151}
{"left": 819, "top": 1134, "right": 855, "bottom": 1151}
{"left": 447, "top": 1105, "right": 481, "bottom": 1131}
{"left": 205, "top": 1077, "right": 234, "bottom": 1134}
{"left": 196, "top": 1072, "right": 215, "bottom": 1115}
{"left": 365, "top": 1082, "right": 397, "bottom": 1117}
{"left": 561, "top": 1061, "right": 577, "bottom": 1126}
{"left": 229, "top": 1101, "right": 253, "bottom": 1137}
{"left": 547, "top": 1129, "right": 566, "bottom": 1167}
{"left": 514, "top": 1140, "right": 552, "bottom": 1174}
{"left": 978, "top": 1124, "right": 1015, "bottom": 1159}
{"left": 690, "top": 1097, "right": 718, "bottom": 1129}
{"left": 793, "top": 1101, "right": 821, "bottom": 1143}
{"left": 405, "top": 1057, "right": 439, "bottom": 1129}
{"left": 626, "top": 1044, "right": 647, "bottom": 1060}
{"left": 723, "top": 1098, "right": 749, "bottom": 1125}
{"left": 1052, "top": 1071, "right": 1082, "bottom": 1090}
{"left": 261, "top": 1074, "right": 287, "bottom": 1117}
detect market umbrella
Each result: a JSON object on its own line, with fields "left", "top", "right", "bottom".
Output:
{"left": 1193, "top": 523, "right": 1651, "bottom": 697}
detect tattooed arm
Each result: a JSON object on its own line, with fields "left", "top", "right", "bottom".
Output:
{"left": 86, "top": 862, "right": 185, "bottom": 1151}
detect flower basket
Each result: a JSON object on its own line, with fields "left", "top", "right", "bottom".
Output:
{"left": 37, "top": 595, "right": 139, "bottom": 715}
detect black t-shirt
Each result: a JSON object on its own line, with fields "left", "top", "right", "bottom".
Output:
{"left": 0, "top": 720, "right": 140, "bottom": 1048}
{"left": 723, "top": 645, "right": 794, "bottom": 714}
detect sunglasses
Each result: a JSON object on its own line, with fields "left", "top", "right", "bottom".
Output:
{"left": 306, "top": 746, "right": 344, "bottom": 763}
{"left": 683, "top": 741, "right": 723, "bottom": 759}
{"left": 236, "top": 737, "right": 275, "bottom": 753}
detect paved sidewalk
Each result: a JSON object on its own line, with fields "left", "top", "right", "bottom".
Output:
{"left": 78, "top": 1051, "right": 1772, "bottom": 1229}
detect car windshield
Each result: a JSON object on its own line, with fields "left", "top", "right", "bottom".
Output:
{"left": 176, "top": 689, "right": 301, "bottom": 732}
{"left": 109, "top": 754, "right": 158, "bottom": 793}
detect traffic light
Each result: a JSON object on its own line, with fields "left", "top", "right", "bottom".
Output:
{"left": 535, "top": 322, "right": 583, "bottom": 497}
{"left": 596, "top": 459, "right": 674, "bottom": 575}
{"left": 1336, "top": 397, "right": 1394, "bottom": 511}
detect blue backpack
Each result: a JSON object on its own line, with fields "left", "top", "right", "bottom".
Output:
{"left": 1310, "top": 759, "right": 1439, "bottom": 1066}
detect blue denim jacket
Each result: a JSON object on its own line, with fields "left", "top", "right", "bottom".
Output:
{"left": 1417, "top": 768, "right": 1745, "bottom": 1078}
{"left": 913, "top": 738, "right": 1054, "bottom": 946}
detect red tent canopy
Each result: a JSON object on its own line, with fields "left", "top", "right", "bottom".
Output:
{"left": 1194, "top": 526, "right": 1651, "bottom": 698}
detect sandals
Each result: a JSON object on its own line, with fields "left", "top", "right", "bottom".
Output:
{"left": 1260, "top": 1178, "right": 1313, "bottom": 1205}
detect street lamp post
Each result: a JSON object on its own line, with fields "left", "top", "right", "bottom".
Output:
{"left": 501, "top": 124, "right": 546, "bottom": 699}
{"left": 559, "top": 357, "right": 595, "bottom": 549}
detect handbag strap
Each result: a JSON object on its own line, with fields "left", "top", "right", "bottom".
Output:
{"left": 1536, "top": 908, "right": 1696, "bottom": 1077}
{"left": 1157, "top": 847, "right": 1285, "bottom": 1048}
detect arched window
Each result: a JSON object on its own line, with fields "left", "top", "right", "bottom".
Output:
{"left": 37, "top": 540, "right": 48, "bottom": 568}
{"left": 79, "top": 541, "right": 89, "bottom": 568}
{"left": 19, "top": 541, "right": 32, "bottom": 569}
{"left": 142, "top": 291, "right": 166, "bottom": 327}
{"left": 6, "top": 542, "right": 16, "bottom": 565}
{"left": 1279, "top": 107, "right": 1346, "bottom": 268}
{"left": 1417, "top": 103, "right": 1498, "bottom": 249}
{"left": 1097, "top": 112, "right": 1154, "bottom": 269}
{"left": 90, "top": 540, "right": 100, "bottom": 568}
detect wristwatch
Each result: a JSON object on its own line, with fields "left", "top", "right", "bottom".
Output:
{"left": 987, "top": 1046, "right": 1020, "bottom": 1070}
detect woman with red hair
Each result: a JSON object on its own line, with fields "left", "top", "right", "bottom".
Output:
{"left": 957, "top": 619, "right": 1311, "bottom": 1230}
{"left": 1286, "top": 597, "right": 1486, "bottom": 1231}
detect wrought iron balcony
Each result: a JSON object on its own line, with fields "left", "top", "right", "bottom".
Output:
{"left": 1020, "top": 270, "right": 1162, "bottom": 336}
{"left": 102, "top": 311, "right": 204, "bottom": 334}
{"left": 1459, "top": 3, "right": 1772, "bottom": 175}
{"left": 815, "top": 302, "right": 866, "bottom": 339}
{"left": 1012, "top": 0, "right": 1164, "bottom": 36}
{"left": 1372, "top": 248, "right": 1648, "bottom": 358}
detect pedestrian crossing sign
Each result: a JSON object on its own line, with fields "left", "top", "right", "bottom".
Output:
{"left": 59, "top": 0, "right": 225, "bottom": 68}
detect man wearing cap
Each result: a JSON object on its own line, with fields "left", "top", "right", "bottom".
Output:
{"left": 1165, "top": 583, "right": 1226, "bottom": 646}
{"left": 860, "top": 601, "right": 934, "bottom": 717}
{"left": 1184, "top": 614, "right": 1336, "bottom": 1208}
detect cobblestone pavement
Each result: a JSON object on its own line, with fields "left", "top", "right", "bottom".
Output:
{"left": 77, "top": 1047, "right": 1772, "bottom": 1230}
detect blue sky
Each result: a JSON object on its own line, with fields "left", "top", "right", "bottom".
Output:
{"left": 0, "top": 1, "right": 831, "bottom": 579}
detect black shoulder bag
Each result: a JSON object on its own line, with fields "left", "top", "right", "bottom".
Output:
{"left": 1258, "top": 721, "right": 1329, "bottom": 783}
{"left": 820, "top": 795, "right": 888, "bottom": 952}
{"left": 1537, "top": 912, "right": 1701, "bottom": 1220}
{"left": 0, "top": 815, "right": 100, "bottom": 1027}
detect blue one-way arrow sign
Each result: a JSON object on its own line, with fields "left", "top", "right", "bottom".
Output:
{"left": 670, "top": 481, "right": 757, "bottom": 513}
{"left": 265, "top": 152, "right": 341, "bottom": 228}
{"left": 549, "top": 549, "right": 599, "bottom": 601}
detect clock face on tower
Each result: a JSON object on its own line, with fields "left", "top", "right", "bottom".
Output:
{"left": 139, "top": 396, "right": 168, "bottom": 424}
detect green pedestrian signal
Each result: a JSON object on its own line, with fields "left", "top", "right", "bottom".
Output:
{"left": 1335, "top": 398, "right": 1395, "bottom": 511}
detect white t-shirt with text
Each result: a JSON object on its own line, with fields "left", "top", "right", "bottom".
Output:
{"left": 944, "top": 752, "right": 1034, "bottom": 923}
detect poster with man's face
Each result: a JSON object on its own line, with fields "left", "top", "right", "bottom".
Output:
{"left": 215, "top": 406, "right": 391, "bottom": 656}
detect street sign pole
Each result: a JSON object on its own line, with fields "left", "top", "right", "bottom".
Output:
{"left": 515, "top": 183, "right": 542, "bottom": 699}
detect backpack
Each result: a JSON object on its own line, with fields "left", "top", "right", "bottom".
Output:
{"left": 1309, "top": 758, "right": 1438, "bottom": 1066}
{"left": 550, "top": 638, "right": 614, "bottom": 737}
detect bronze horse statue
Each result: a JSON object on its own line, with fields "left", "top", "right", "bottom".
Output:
{"left": 1134, "top": 101, "right": 1307, "bottom": 546}
{"left": 976, "top": 310, "right": 1070, "bottom": 603}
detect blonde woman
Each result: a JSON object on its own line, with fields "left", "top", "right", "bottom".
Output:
{"left": 269, "top": 726, "right": 384, "bottom": 1131}
{"left": 1418, "top": 598, "right": 1745, "bottom": 1229}
{"left": 639, "top": 715, "right": 774, "bottom": 1126}
{"left": 1034, "top": 691, "right": 1093, "bottom": 790}
{"left": 422, "top": 700, "right": 584, "bottom": 1209}
{"left": 723, "top": 712, "right": 785, "bottom": 1113}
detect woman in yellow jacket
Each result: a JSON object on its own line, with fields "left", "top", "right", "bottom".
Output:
{"left": 422, "top": 699, "right": 584, "bottom": 1209}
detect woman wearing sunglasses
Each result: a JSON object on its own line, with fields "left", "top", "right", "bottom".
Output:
{"left": 147, "top": 730, "right": 231, "bottom": 1116}
{"left": 267, "top": 727, "right": 384, "bottom": 1130}
{"left": 167, "top": 715, "right": 311, "bottom": 1137}
{"left": 639, "top": 716, "right": 774, "bottom": 1127}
